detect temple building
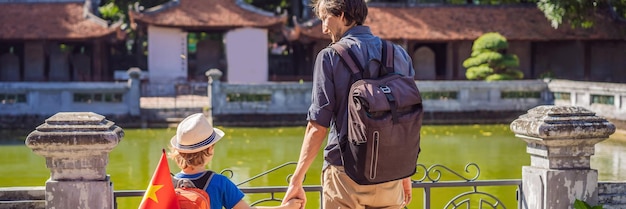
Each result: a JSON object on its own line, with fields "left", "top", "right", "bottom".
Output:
{"left": 0, "top": 0, "right": 123, "bottom": 82}
{"left": 128, "top": 0, "right": 285, "bottom": 84}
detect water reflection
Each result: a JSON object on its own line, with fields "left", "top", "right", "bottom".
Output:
{"left": 1, "top": 125, "right": 624, "bottom": 209}
{"left": 592, "top": 131, "right": 626, "bottom": 181}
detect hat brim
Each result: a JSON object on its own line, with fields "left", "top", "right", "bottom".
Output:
{"left": 171, "top": 128, "right": 225, "bottom": 153}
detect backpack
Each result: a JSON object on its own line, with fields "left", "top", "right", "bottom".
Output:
{"left": 173, "top": 171, "right": 214, "bottom": 209}
{"left": 331, "top": 39, "right": 423, "bottom": 185}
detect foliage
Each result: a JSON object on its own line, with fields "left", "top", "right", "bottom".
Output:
{"left": 463, "top": 32, "right": 523, "bottom": 81}
{"left": 574, "top": 199, "right": 603, "bottom": 209}
{"left": 99, "top": 2, "right": 123, "bottom": 22}
{"left": 99, "top": 0, "right": 169, "bottom": 24}
{"left": 537, "top": 0, "right": 626, "bottom": 28}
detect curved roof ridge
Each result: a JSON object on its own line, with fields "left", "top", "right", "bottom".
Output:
{"left": 298, "top": 5, "right": 626, "bottom": 41}
{"left": 130, "top": 0, "right": 284, "bottom": 29}
{"left": 141, "top": 0, "right": 180, "bottom": 14}
{"left": 0, "top": 2, "right": 120, "bottom": 40}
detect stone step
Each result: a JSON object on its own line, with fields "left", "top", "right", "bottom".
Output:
{"left": 602, "top": 204, "right": 626, "bottom": 209}
{"left": 0, "top": 187, "right": 44, "bottom": 201}
{"left": 0, "top": 187, "right": 45, "bottom": 209}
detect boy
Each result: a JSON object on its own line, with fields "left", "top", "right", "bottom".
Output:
{"left": 169, "top": 113, "right": 303, "bottom": 209}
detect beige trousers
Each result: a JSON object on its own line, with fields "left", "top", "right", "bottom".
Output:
{"left": 322, "top": 165, "right": 404, "bottom": 209}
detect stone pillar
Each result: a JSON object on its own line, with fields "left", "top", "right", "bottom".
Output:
{"left": 25, "top": 112, "right": 123, "bottom": 209}
{"left": 205, "top": 68, "right": 222, "bottom": 126}
{"left": 510, "top": 105, "right": 615, "bottom": 209}
{"left": 127, "top": 67, "right": 142, "bottom": 116}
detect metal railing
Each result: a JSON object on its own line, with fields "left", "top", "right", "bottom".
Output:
{"left": 114, "top": 162, "right": 521, "bottom": 209}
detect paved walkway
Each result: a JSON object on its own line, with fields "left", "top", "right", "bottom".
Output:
{"left": 140, "top": 95, "right": 209, "bottom": 109}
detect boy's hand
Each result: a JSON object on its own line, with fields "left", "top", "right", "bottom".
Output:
{"left": 282, "top": 184, "right": 306, "bottom": 208}
{"left": 283, "top": 198, "right": 303, "bottom": 209}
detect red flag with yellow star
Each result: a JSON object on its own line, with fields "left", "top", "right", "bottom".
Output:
{"left": 138, "top": 149, "right": 181, "bottom": 209}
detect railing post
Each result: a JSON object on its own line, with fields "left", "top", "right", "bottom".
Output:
{"left": 510, "top": 105, "right": 615, "bottom": 209}
{"left": 25, "top": 112, "right": 124, "bottom": 209}
{"left": 127, "top": 67, "right": 141, "bottom": 116}
{"left": 205, "top": 68, "right": 223, "bottom": 126}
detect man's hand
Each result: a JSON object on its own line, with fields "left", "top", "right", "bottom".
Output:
{"left": 401, "top": 177, "right": 412, "bottom": 208}
{"left": 283, "top": 184, "right": 306, "bottom": 209}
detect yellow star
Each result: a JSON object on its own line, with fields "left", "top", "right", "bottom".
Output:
{"left": 142, "top": 184, "right": 164, "bottom": 203}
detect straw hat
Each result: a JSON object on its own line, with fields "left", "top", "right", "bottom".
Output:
{"left": 170, "top": 113, "right": 225, "bottom": 153}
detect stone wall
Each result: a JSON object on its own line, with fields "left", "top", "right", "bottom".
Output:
{"left": 599, "top": 182, "right": 626, "bottom": 209}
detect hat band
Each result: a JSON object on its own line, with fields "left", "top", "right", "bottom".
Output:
{"left": 177, "top": 131, "right": 217, "bottom": 150}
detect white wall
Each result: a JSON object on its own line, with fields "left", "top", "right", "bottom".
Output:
{"left": 147, "top": 26, "right": 187, "bottom": 84}
{"left": 224, "top": 28, "right": 268, "bottom": 83}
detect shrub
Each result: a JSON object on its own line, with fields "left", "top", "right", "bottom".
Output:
{"left": 463, "top": 32, "right": 524, "bottom": 81}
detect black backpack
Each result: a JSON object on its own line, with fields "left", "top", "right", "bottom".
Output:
{"left": 331, "top": 40, "right": 423, "bottom": 185}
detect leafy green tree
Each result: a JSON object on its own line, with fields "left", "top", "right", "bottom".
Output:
{"left": 99, "top": 2, "right": 123, "bottom": 23}
{"left": 463, "top": 32, "right": 524, "bottom": 81}
{"left": 537, "top": 0, "right": 626, "bottom": 28}
{"left": 98, "top": 0, "right": 169, "bottom": 23}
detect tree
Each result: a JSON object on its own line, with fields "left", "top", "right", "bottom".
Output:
{"left": 463, "top": 32, "right": 524, "bottom": 81}
{"left": 537, "top": 0, "right": 626, "bottom": 28}
{"left": 244, "top": 0, "right": 291, "bottom": 14}
{"left": 97, "top": 0, "right": 169, "bottom": 23}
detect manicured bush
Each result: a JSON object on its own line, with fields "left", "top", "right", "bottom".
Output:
{"left": 463, "top": 32, "right": 524, "bottom": 81}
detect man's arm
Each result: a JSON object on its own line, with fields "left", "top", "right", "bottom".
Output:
{"left": 282, "top": 120, "right": 328, "bottom": 207}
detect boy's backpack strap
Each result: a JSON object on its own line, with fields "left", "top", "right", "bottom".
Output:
{"left": 173, "top": 170, "right": 215, "bottom": 190}
{"left": 192, "top": 171, "right": 214, "bottom": 190}
{"left": 330, "top": 43, "right": 365, "bottom": 80}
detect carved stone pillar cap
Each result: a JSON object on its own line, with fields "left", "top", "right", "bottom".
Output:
{"left": 205, "top": 68, "right": 223, "bottom": 80}
{"left": 25, "top": 112, "right": 124, "bottom": 181}
{"left": 510, "top": 105, "right": 615, "bottom": 140}
{"left": 127, "top": 67, "right": 142, "bottom": 79}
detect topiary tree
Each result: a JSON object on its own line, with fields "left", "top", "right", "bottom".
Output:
{"left": 463, "top": 32, "right": 524, "bottom": 81}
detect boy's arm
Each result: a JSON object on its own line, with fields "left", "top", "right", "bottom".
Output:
{"left": 232, "top": 198, "right": 303, "bottom": 209}
{"left": 282, "top": 121, "right": 328, "bottom": 207}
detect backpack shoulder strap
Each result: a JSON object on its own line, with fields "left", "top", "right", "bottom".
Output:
{"left": 381, "top": 40, "right": 394, "bottom": 73}
{"left": 330, "top": 42, "right": 365, "bottom": 80}
{"left": 173, "top": 170, "right": 215, "bottom": 190}
{"left": 191, "top": 170, "right": 214, "bottom": 190}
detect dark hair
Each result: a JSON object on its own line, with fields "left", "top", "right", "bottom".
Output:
{"left": 312, "top": 0, "right": 368, "bottom": 26}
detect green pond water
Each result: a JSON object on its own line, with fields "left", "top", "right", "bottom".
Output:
{"left": 1, "top": 124, "right": 625, "bottom": 209}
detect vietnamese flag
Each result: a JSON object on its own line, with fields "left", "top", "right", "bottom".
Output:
{"left": 138, "top": 149, "right": 181, "bottom": 209}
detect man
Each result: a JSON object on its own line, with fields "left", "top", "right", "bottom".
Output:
{"left": 282, "top": 0, "right": 415, "bottom": 208}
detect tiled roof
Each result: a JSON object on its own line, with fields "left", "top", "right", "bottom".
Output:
{"left": 300, "top": 5, "right": 626, "bottom": 41}
{"left": 0, "top": 2, "right": 119, "bottom": 40}
{"left": 129, "top": 0, "right": 285, "bottom": 29}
